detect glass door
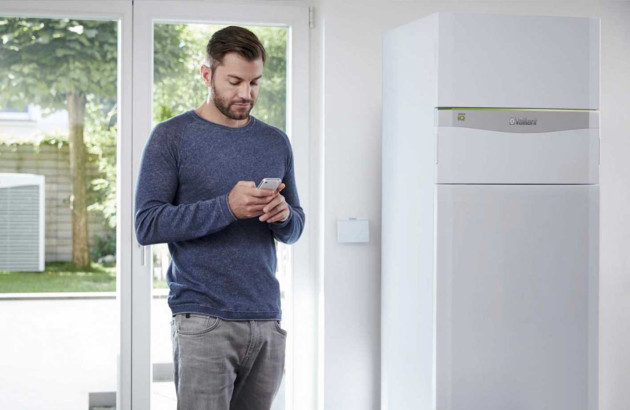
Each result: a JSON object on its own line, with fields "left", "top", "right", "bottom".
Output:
{"left": 132, "top": 2, "right": 312, "bottom": 409}
{"left": 0, "top": 1, "right": 133, "bottom": 409}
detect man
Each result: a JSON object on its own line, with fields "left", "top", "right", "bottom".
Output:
{"left": 134, "top": 26, "right": 305, "bottom": 409}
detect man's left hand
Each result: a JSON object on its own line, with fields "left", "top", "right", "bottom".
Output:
{"left": 259, "top": 183, "right": 290, "bottom": 223}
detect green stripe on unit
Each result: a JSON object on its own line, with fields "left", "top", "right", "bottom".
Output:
{"left": 437, "top": 107, "right": 598, "bottom": 112}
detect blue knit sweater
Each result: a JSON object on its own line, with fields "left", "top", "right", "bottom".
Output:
{"left": 134, "top": 110, "right": 305, "bottom": 320}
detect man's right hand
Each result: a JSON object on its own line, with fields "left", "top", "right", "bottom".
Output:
{"left": 227, "top": 181, "right": 277, "bottom": 219}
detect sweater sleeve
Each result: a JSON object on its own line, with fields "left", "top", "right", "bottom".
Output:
{"left": 134, "top": 124, "right": 237, "bottom": 246}
{"left": 268, "top": 139, "right": 305, "bottom": 244}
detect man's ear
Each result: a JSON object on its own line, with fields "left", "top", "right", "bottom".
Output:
{"left": 200, "top": 64, "right": 214, "bottom": 87}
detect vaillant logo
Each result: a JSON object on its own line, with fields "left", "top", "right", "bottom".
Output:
{"left": 509, "top": 117, "right": 537, "bottom": 126}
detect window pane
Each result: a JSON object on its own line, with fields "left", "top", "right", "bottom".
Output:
{"left": 0, "top": 16, "right": 120, "bottom": 409}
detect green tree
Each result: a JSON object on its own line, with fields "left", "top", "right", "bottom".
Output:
{"left": 0, "top": 17, "right": 118, "bottom": 267}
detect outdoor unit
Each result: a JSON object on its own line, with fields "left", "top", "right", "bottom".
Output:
{"left": 0, "top": 173, "right": 46, "bottom": 271}
{"left": 382, "top": 13, "right": 599, "bottom": 410}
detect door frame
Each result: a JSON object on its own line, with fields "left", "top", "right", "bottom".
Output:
{"left": 132, "top": 1, "right": 314, "bottom": 409}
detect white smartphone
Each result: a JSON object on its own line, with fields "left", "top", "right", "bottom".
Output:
{"left": 257, "top": 178, "right": 282, "bottom": 191}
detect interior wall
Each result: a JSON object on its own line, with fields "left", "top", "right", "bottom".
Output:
{"left": 313, "top": 1, "right": 630, "bottom": 409}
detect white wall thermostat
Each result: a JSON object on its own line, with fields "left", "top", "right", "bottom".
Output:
{"left": 337, "top": 218, "right": 369, "bottom": 243}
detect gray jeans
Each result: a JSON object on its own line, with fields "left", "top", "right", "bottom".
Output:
{"left": 171, "top": 313, "right": 287, "bottom": 410}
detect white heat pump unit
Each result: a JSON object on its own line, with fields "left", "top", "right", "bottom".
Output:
{"left": 0, "top": 173, "right": 46, "bottom": 271}
{"left": 382, "top": 12, "right": 599, "bottom": 410}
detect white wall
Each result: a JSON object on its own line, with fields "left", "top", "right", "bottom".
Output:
{"left": 312, "top": 1, "right": 630, "bottom": 409}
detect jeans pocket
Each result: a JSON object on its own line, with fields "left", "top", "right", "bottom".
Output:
{"left": 176, "top": 314, "right": 221, "bottom": 336}
{"left": 274, "top": 320, "right": 288, "bottom": 337}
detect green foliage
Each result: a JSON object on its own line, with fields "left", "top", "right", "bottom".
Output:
{"left": 249, "top": 26, "right": 287, "bottom": 131}
{"left": 0, "top": 17, "right": 118, "bottom": 111}
{"left": 90, "top": 233, "right": 116, "bottom": 262}
{"left": 84, "top": 96, "right": 117, "bottom": 229}
{"left": 153, "top": 23, "right": 207, "bottom": 123}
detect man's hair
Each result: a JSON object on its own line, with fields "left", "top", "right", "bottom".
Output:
{"left": 205, "top": 26, "right": 266, "bottom": 75}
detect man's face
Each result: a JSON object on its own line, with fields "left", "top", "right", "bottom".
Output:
{"left": 209, "top": 52, "right": 263, "bottom": 121}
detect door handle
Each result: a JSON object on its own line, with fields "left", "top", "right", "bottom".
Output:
{"left": 138, "top": 241, "right": 146, "bottom": 266}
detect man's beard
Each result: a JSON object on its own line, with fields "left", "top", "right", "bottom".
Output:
{"left": 211, "top": 82, "right": 255, "bottom": 121}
